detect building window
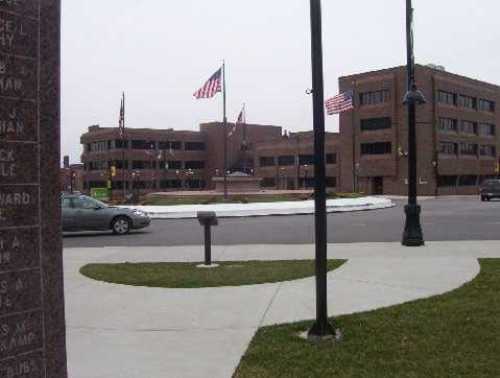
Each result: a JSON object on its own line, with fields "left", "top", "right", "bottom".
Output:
{"left": 261, "top": 177, "right": 276, "bottom": 187}
{"left": 326, "top": 153, "right": 337, "bottom": 164}
{"left": 438, "top": 118, "right": 458, "bottom": 133}
{"left": 278, "top": 155, "right": 295, "bottom": 166}
{"left": 326, "top": 177, "right": 337, "bottom": 187}
{"left": 438, "top": 90, "right": 456, "bottom": 106}
{"left": 459, "top": 143, "right": 478, "bottom": 156}
{"left": 259, "top": 157, "right": 275, "bottom": 167}
{"left": 110, "top": 160, "right": 129, "bottom": 169}
{"left": 458, "top": 175, "right": 478, "bottom": 186}
{"left": 478, "top": 123, "right": 495, "bottom": 137}
{"left": 460, "top": 121, "right": 477, "bottom": 135}
{"left": 132, "top": 161, "right": 154, "bottom": 170}
{"left": 159, "top": 160, "right": 182, "bottom": 170}
{"left": 479, "top": 145, "right": 496, "bottom": 157}
{"left": 114, "top": 139, "right": 129, "bottom": 149}
{"left": 359, "top": 90, "right": 390, "bottom": 106}
{"left": 88, "top": 161, "right": 107, "bottom": 171}
{"left": 299, "top": 155, "right": 314, "bottom": 165}
{"left": 184, "top": 161, "right": 205, "bottom": 169}
{"left": 184, "top": 142, "right": 206, "bottom": 151}
{"left": 88, "top": 141, "right": 108, "bottom": 152}
{"left": 360, "top": 117, "right": 391, "bottom": 131}
{"left": 361, "top": 142, "right": 392, "bottom": 155}
{"left": 478, "top": 99, "right": 495, "bottom": 112}
{"left": 131, "top": 140, "right": 156, "bottom": 150}
{"left": 159, "top": 141, "right": 182, "bottom": 150}
{"left": 458, "top": 94, "right": 477, "bottom": 110}
{"left": 87, "top": 181, "right": 106, "bottom": 189}
{"left": 437, "top": 175, "right": 457, "bottom": 187}
{"left": 439, "top": 142, "right": 458, "bottom": 155}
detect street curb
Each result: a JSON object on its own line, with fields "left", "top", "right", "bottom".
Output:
{"left": 123, "top": 197, "right": 395, "bottom": 220}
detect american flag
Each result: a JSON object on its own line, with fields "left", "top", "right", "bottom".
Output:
{"left": 325, "top": 91, "right": 353, "bottom": 115}
{"left": 118, "top": 92, "right": 125, "bottom": 138}
{"left": 193, "top": 68, "right": 222, "bottom": 99}
{"left": 229, "top": 105, "right": 245, "bottom": 137}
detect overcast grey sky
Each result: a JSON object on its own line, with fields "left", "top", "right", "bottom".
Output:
{"left": 61, "top": 0, "right": 500, "bottom": 163}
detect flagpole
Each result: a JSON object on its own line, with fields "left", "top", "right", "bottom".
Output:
{"left": 223, "top": 60, "right": 228, "bottom": 199}
{"left": 121, "top": 92, "right": 126, "bottom": 203}
{"left": 242, "top": 103, "right": 248, "bottom": 174}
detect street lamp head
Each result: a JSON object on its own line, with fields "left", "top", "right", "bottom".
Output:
{"left": 403, "top": 89, "right": 427, "bottom": 105}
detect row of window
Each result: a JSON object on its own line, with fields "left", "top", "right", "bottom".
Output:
{"left": 85, "top": 140, "right": 206, "bottom": 152}
{"left": 359, "top": 90, "right": 390, "bottom": 106}
{"left": 438, "top": 90, "right": 495, "bottom": 112}
{"left": 437, "top": 175, "right": 497, "bottom": 187}
{"left": 361, "top": 117, "right": 391, "bottom": 131}
{"left": 260, "top": 177, "right": 337, "bottom": 188}
{"left": 439, "top": 142, "right": 496, "bottom": 157}
{"left": 259, "top": 154, "right": 337, "bottom": 167}
{"left": 439, "top": 118, "right": 495, "bottom": 136}
{"left": 83, "top": 179, "right": 206, "bottom": 190}
{"left": 85, "top": 160, "right": 205, "bottom": 171}
{"left": 361, "top": 142, "right": 391, "bottom": 155}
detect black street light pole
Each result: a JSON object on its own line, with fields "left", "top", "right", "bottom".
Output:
{"left": 308, "top": 0, "right": 335, "bottom": 339}
{"left": 402, "top": 0, "right": 426, "bottom": 246}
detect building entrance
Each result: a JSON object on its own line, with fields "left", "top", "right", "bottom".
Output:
{"left": 372, "top": 177, "right": 384, "bottom": 195}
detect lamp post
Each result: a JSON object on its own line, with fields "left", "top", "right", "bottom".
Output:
{"left": 308, "top": 0, "right": 335, "bottom": 339}
{"left": 402, "top": 0, "right": 426, "bottom": 246}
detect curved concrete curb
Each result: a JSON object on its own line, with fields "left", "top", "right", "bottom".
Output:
{"left": 123, "top": 196, "right": 395, "bottom": 219}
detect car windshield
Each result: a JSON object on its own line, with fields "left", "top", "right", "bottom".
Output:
{"left": 483, "top": 180, "right": 500, "bottom": 187}
{"left": 73, "top": 196, "right": 108, "bottom": 210}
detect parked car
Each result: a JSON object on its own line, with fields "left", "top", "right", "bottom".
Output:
{"left": 61, "top": 193, "right": 151, "bottom": 234}
{"left": 479, "top": 179, "right": 500, "bottom": 201}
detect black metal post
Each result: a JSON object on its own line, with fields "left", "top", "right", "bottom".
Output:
{"left": 204, "top": 224, "right": 212, "bottom": 265}
{"left": 307, "top": 0, "right": 335, "bottom": 339}
{"left": 222, "top": 62, "right": 229, "bottom": 200}
{"left": 402, "top": 0, "right": 425, "bottom": 246}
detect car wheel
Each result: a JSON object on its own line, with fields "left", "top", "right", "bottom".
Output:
{"left": 111, "top": 216, "right": 131, "bottom": 235}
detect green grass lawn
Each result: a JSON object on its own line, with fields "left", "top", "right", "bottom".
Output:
{"left": 234, "top": 259, "right": 500, "bottom": 378}
{"left": 142, "top": 194, "right": 310, "bottom": 206}
{"left": 80, "top": 260, "right": 345, "bottom": 288}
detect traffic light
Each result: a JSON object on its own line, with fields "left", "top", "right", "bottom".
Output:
{"left": 110, "top": 166, "right": 117, "bottom": 177}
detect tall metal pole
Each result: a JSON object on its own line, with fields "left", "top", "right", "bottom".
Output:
{"left": 222, "top": 61, "right": 229, "bottom": 199}
{"left": 402, "top": 0, "right": 425, "bottom": 246}
{"left": 122, "top": 92, "right": 127, "bottom": 203}
{"left": 351, "top": 81, "right": 357, "bottom": 192}
{"left": 308, "top": 0, "right": 335, "bottom": 339}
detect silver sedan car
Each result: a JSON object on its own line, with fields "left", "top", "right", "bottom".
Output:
{"left": 61, "top": 194, "right": 151, "bottom": 234}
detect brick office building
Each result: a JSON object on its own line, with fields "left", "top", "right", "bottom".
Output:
{"left": 339, "top": 64, "right": 500, "bottom": 195}
{"left": 80, "top": 122, "right": 281, "bottom": 196}
{"left": 80, "top": 65, "right": 499, "bottom": 197}
{"left": 254, "top": 131, "right": 340, "bottom": 190}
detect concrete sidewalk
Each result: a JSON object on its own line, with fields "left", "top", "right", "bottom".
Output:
{"left": 64, "top": 241, "right": 500, "bottom": 378}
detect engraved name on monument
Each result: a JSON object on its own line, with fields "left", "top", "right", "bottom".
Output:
{"left": 0, "top": 0, "right": 66, "bottom": 376}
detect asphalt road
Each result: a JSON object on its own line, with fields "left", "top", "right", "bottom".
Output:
{"left": 63, "top": 197, "right": 500, "bottom": 248}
